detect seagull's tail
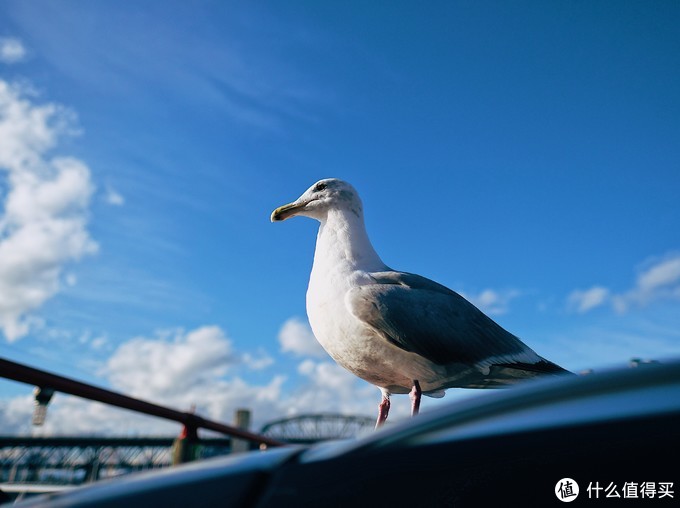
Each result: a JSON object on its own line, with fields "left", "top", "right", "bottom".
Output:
{"left": 495, "top": 358, "right": 575, "bottom": 377}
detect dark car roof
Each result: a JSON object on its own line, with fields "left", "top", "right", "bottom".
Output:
{"left": 301, "top": 358, "right": 680, "bottom": 459}
{"left": 10, "top": 358, "right": 680, "bottom": 507}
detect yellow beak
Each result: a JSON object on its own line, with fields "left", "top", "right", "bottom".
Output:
{"left": 271, "top": 201, "right": 305, "bottom": 222}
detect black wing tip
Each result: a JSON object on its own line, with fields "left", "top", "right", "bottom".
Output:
{"left": 496, "top": 359, "right": 575, "bottom": 376}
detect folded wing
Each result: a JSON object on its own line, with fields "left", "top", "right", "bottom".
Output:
{"left": 346, "top": 271, "right": 569, "bottom": 379}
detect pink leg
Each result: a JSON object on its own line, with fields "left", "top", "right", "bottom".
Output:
{"left": 375, "top": 395, "right": 391, "bottom": 429}
{"left": 410, "top": 380, "right": 422, "bottom": 417}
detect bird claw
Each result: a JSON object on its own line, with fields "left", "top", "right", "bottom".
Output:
{"left": 375, "top": 396, "right": 391, "bottom": 429}
{"left": 410, "top": 380, "right": 422, "bottom": 417}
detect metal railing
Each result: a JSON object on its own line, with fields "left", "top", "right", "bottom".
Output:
{"left": 0, "top": 357, "right": 284, "bottom": 451}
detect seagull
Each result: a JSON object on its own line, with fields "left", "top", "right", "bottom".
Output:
{"left": 271, "top": 178, "right": 573, "bottom": 428}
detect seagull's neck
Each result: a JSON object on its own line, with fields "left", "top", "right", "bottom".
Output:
{"left": 313, "top": 208, "right": 386, "bottom": 275}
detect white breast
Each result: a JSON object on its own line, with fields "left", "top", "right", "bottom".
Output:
{"left": 303, "top": 207, "right": 448, "bottom": 393}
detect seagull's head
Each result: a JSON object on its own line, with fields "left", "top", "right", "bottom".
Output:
{"left": 271, "top": 178, "right": 363, "bottom": 222}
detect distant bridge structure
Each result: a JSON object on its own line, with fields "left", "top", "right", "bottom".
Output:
{"left": 0, "top": 356, "right": 277, "bottom": 499}
{"left": 0, "top": 358, "right": 376, "bottom": 499}
{"left": 260, "top": 414, "right": 375, "bottom": 444}
{"left": 0, "top": 436, "right": 231, "bottom": 485}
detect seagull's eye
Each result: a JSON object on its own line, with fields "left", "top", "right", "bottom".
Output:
{"left": 314, "top": 182, "right": 327, "bottom": 192}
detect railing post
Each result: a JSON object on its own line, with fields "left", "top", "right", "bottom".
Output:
{"left": 231, "top": 409, "right": 252, "bottom": 454}
{"left": 171, "top": 423, "right": 199, "bottom": 465}
{"left": 86, "top": 458, "right": 100, "bottom": 483}
{"left": 32, "top": 386, "right": 55, "bottom": 426}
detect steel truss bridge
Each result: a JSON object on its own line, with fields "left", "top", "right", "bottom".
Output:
{"left": 1, "top": 414, "right": 374, "bottom": 489}
{"left": 0, "top": 436, "right": 231, "bottom": 485}
{"left": 0, "top": 358, "right": 376, "bottom": 498}
{"left": 261, "top": 413, "right": 375, "bottom": 444}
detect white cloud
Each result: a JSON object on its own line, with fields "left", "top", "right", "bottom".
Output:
{"left": 292, "top": 359, "right": 386, "bottom": 419}
{"left": 567, "top": 286, "right": 610, "bottom": 313}
{"left": 10, "top": 322, "right": 289, "bottom": 433}
{"left": 106, "top": 326, "right": 235, "bottom": 399}
{"left": 0, "top": 391, "right": 180, "bottom": 436}
{"left": 636, "top": 254, "right": 680, "bottom": 293}
{"left": 241, "top": 349, "right": 275, "bottom": 370}
{"left": 104, "top": 326, "right": 284, "bottom": 414}
{"left": 461, "top": 288, "right": 521, "bottom": 315}
{"left": 90, "top": 336, "right": 109, "bottom": 350}
{"left": 104, "top": 185, "right": 125, "bottom": 206}
{"left": 0, "top": 80, "right": 97, "bottom": 341}
{"left": 1, "top": 369, "right": 290, "bottom": 436}
{"left": 0, "top": 328, "right": 444, "bottom": 435}
{"left": 571, "top": 253, "right": 680, "bottom": 314}
{"left": 64, "top": 273, "right": 78, "bottom": 286}
{"left": 0, "top": 37, "right": 27, "bottom": 64}
{"left": 0, "top": 394, "right": 35, "bottom": 434}
{"left": 278, "top": 316, "right": 327, "bottom": 358}
{"left": 5, "top": 315, "right": 461, "bottom": 435}
{"left": 297, "top": 359, "right": 356, "bottom": 391}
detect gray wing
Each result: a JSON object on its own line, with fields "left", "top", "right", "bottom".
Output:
{"left": 346, "top": 271, "right": 566, "bottom": 375}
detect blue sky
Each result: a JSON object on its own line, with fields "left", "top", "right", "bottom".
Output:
{"left": 1, "top": 1, "right": 679, "bottom": 434}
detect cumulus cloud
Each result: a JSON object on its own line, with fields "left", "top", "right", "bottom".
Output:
{"left": 0, "top": 390, "right": 183, "bottom": 436}
{"left": 461, "top": 288, "right": 521, "bottom": 315}
{"left": 0, "top": 37, "right": 27, "bottom": 64}
{"left": 97, "top": 325, "right": 288, "bottom": 427}
{"left": 0, "top": 80, "right": 97, "bottom": 341}
{"left": 1, "top": 332, "right": 288, "bottom": 434}
{"left": 0, "top": 394, "right": 35, "bottom": 435}
{"left": 278, "top": 316, "right": 327, "bottom": 358}
{"left": 106, "top": 326, "right": 235, "bottom": 398}
{"left": 297, "top": 359, "right": 357, "bottom": 392}
{"left": 567, "top": 286, "right": 610, "bottom": 313}
{"left": 241, "top": 349, "right": 275, "bottom": 370}
{"left": 0, "top": 325, "right": 284, "bottom": 435}
{"left": 1, "top": 324, "right": 385, "bottom": 435}
{"left": 3, "top": 320, "right": 438, "bottom": 435}
{"left": 569, "top": 253, "right": 680, "bottom": 314}
{"left": 292, "top": 359, "right": 387, "bottom": 419}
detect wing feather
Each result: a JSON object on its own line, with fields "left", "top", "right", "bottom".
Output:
{"left": 346, "top": 271, "right": 549, "bottom": 372}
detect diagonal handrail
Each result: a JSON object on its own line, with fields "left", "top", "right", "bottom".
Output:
{"left": 0, "top": 357, "right": 283, "bottom": 448}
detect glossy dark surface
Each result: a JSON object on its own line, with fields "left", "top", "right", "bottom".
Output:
{"left": 10, "top": 360, "right": 680, "bottom": 507}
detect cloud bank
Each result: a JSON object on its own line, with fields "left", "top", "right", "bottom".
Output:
{"left": 568, "top": 253, "right": 680, "bottom": 314}
{"left": 278, "top": 316, "right": 327, "bottom": 358}
{"left": 0, "top": 321, "right": 387, "bottom": 435}
{"left": 0, "top": 80, "right": 97, "bottom": 341}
